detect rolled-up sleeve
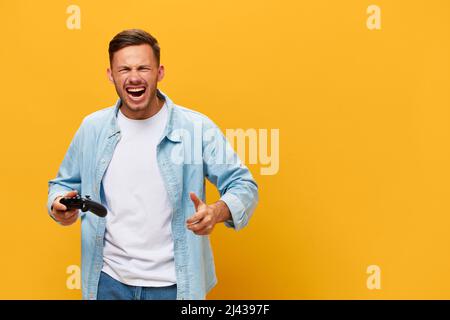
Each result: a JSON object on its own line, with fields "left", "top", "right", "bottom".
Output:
{"left": 47, "top": 122, "right": 84, "bottom": 220}
{"left": 202, "top": 119, "right": 259, "bottom": 231}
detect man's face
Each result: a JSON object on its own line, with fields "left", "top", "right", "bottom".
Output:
{"left": 107, "top": 44, "right": 164, "bottom": 118}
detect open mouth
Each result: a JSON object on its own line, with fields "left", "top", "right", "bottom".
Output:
{"left": 126, "top": 87, "right": 146, "bottom": 98}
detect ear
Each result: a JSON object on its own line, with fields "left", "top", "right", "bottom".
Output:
{"left": 157, "top": 64, "right": 165, "bottom": 82}
{"left": 107, "top": 68, "right": 114, "bottom": 83}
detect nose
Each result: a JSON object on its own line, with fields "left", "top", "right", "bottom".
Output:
{"left": 128, "top": 69, "right": 143, "bottom": 84}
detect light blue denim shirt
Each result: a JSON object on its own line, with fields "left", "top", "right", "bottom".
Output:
{"left": 47, "top": 89, "right": 259, "bottom": 300}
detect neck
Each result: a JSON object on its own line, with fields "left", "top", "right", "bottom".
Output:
{"left": 120, "top": 94, "right": 163, "bottom": 120}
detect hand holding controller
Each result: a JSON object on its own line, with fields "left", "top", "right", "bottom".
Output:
{"left": 50, "top": 190, "right": 80, "bottom": 226}
{"left": 59, "top": 195, "right": 107, "bottom": 218}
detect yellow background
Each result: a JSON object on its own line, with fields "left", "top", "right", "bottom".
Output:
{"left": 0, "top": 0, "right": 449, "bottom": 299}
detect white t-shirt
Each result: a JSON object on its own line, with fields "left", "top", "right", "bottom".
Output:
{"left": 101, "top": 102, "right": 177, "bottom": 287}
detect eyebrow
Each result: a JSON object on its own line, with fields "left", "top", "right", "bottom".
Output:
{"left": 116, "top": 64, "right": 152, "bottom": 69}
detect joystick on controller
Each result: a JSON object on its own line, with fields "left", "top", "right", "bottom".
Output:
{"left": 59, "top": 195, "right": 107, "bottom": 218}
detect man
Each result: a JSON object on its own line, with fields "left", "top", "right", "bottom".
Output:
{"left": 47, "top": 29, "right": 258, "bottom": 300}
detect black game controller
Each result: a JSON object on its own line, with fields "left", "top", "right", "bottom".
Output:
{"left": 60, "top": 195, "right": 107, "bottom": 218}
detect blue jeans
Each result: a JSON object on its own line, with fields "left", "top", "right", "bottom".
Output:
{"left": 97, "top": 271, "right": 177, "bottom": 300}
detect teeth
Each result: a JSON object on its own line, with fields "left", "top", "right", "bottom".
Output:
{"left": 127, "top": 87, "right": 145, "bottom": 92}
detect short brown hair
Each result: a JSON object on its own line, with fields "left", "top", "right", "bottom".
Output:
{"left": 108, "top": 29, "right": 160, "bottom": 66}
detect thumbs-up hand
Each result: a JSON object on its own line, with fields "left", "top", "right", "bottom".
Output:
{"left": 186, "top": 192, "right": 220, "bottom": 236}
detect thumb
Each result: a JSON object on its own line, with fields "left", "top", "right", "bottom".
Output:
{"left": 189, "top": 192, "right": 204, "bottom": 211}
{"left": 64, "top": 190, "right": 78, "bottom": 198}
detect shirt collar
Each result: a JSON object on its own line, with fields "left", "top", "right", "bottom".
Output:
{"left": 108, "top": 89, "right": 181, "bottom": 143}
